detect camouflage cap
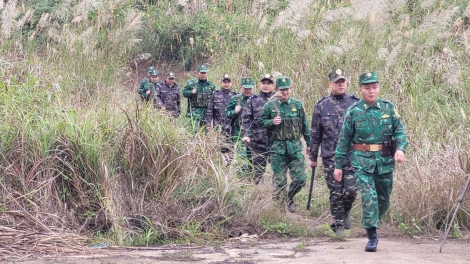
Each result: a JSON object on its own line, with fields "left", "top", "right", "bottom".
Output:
{"left": 359, "top": 71, "right": 379, "bottom": 85}
{"left": 148, "top": 66, "right": 155, "bottom": 73}
{"left": 198, "top": 64, "right": 209, "bottom": 73}
{"left": 166, "top": 72, "right": 176, "bottom": 78}
{"left": 221, "top": 74, "right": 232, "bottom": 81}
{"left": 276, "top": 76, "right": 291, "bottom": 89}
{"left": 241, "top": 77, "right": 254, "bottom": 89}
{"left": 260, "top": 74, "right": 274, "bottom": 83}
{"left": 329, "top": 68, "right": 347, "bottom": 82}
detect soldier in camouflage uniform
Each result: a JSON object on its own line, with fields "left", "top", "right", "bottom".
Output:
{"left": 258, "top": 76, "right": 311, "bottom": 213}
{"left": 309, "top": 69, "right": 359, "bottom": 237}
{"left": 153, "top": 72, "right": 181, "bottom": 118}
{"left": 241, "top": 74, "right": 275, "bottom": 184}
{"left": 334, "top": 71, "right": 408, "bottom": 252}
{"left": 183, "top": 64, "right": 216, "bottom": 131}
{"left": 225, "top": 77, "right": 254, "bottom": 171}
{"left": 138, "top": 67, "right": 161, "bottom": 102}
{"left": 206, "top": 74, "right": 236, "bottom": 134}
{"left": 225, "top": 77, "right": 254, "bottom": 142}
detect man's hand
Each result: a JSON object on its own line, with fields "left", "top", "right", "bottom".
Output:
{"left": 273, "top": 116, "right": 282, "bottom": 125}
{"left": 235, "top": 105, "right": 242, "bottom": 114}
{"left": 146, "top": 90, "right": 151, "bottom": 95}
{"left": 192, "top": 88, "right": 197, "bottom": 94}
{"left": 161, "top": 106, "right": 166, "bottom": 111}
{"left": 394, "top": 150, "right": 405, "bottom": 163}
{"left": 306, "top": 147, "right": 310, "bottom": 155}
{"left": 242, "top": 137, "right": 250, "bottom": 144}
{"left": 334, "top": 169, "right": 343, "bottom": 182}
{"left": 206, "top": 126, "right": 212, "bottom": 132}
{"left": 309, "top": 160, "right": 317, "bottom": 167}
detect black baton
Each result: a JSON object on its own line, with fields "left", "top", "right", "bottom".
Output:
{"left": 306, "top": 166, "right": 316, "bottom": 210}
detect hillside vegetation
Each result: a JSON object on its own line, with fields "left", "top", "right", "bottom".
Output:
{"left": 1, "top": 0, "right": 470, "bottom": 248}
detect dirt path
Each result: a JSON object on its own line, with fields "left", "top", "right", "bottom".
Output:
{"left": 13, "top": 237, "right": 470, "bottom": 264}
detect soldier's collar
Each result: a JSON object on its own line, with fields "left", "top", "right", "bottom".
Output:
{"left": 363, "top": 100, "right": 381, "bottom": 109}
{"left": 330, "top": 93, "right": 346, "bottom": 100}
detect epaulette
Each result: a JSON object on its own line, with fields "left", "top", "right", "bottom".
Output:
{"left": 349, "top": 100, "right": 362, "bottom": 109}
{"left": 349, "top": 94, "right": 360, "bottom": 100}
{"left": 316, "top": 96, "right": 329, "bottom": 104}
{"left": 187, "top": 79, "right": 195, "bottom": 85}
{"left": 380, "top": 98, "right": 391, "bottom": 104}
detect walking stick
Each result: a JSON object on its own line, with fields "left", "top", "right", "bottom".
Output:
{"left": 439, "top": 173, "right": 470, "bottom": 253}
{"left": 306, "top": 166, "right": 316, "bottom": 210}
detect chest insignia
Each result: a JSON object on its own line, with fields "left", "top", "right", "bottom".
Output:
{"left": 292, "top": 108, "right": 297, "bottom": 112}
{"left": 381, "top": 114, "right": 389, "bottom": 118}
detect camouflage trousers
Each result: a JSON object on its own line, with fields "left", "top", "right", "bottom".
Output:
{"left": 271, "top": 145, "right": 307, "bottom": 201}
{"left": 324, "top": 166, "right": 357, "bottom": 228}
{"left": 355, "top": 168, "right": 393, "bottom": 229}
{"left": 241, "top": 146, "right": 269, "bottom": 184}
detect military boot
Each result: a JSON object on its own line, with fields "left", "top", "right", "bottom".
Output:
{"left": 344, "top": 216, "right": 352, "bottom": 230}
{"left": 287, "top": 197, "right": 296, "bottom": 213}
{"left": 335, "top": 225, "right": 345, "bottom": 237}
{"left": 365, "top": 227, "right": 379, "bottom": 252}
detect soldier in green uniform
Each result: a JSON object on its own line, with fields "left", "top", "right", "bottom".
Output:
{"left": 225, "top": 77, "right": 254, "bottom": 170}
{"left": 138, "top": 67, "right": 160, "bottom": 102}
{"left": 225, "top": 77, "right": 254, "bottom": 142}
{"left": 334, "top": 71, "right": 408, "bottom": 252}
{"left": 241, "top": 74, "right": 275, "bottom": 184}
{"left": 183, "top": 64, "right": 216, "bottom": 131}
{"left": 258, "top": 76, "right": 311, "bottom": 213}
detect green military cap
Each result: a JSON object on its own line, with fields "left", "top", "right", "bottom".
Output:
{"left": 198, "top": 64, "right": 209, "bottom": 73}
{"left": 241, "top": 77, "right": 254, "bottom": 88}
{"left": 359, "top": 71, "right": 379, "bottom": 85}
{"left": 276, "top": 76, "right": 291, "bottom": 89}
{"left": 261, "top": 73, "right": 274, "bottom": 82}
{"left": 221, "top": 73, "right": 232, "bottom": 81}
{"left": 166, "top": 72, "right": 176, "bottom": 78}
{"left": 329, "top": 68, "right": 347, "bottom": 82}
{"left": 148, "top": 66, "right": 155, "bottom": 73}
{"left": 150, "top": 71, "right": 159, "bottom": 76}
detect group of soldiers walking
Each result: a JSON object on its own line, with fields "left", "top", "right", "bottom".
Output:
{"left": 138, "top": 64, "right": 408, "bottom": 252}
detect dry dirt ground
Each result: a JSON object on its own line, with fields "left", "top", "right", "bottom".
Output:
{"left": 8, "top": 237, "right": 470, "bottom": 264}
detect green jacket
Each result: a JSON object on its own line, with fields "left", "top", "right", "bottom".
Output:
{"left": 334, "top": 98, "right": 408, "bottom": 174}
{"left": 183, "top": 79, "right": 216, "bottom": 120}
{"left": 138, "top": 78, "right": 161, "bottom": 101}
{"left": 258, "top": 97, "right": 311, "bottom": 154}
{"left": 225, "top": 93, "right": 251, "bottom": 138}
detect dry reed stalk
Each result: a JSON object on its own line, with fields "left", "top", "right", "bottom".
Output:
{"left": 0, "top": 224, "right": 90, "bottom": 260}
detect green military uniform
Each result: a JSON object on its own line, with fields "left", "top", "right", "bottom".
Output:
{"left": 138, "top": 67, "right": 161, "bottom": 102}
{"left": 225, "top": 77, "right": 255, "bottom": 141}
{"left": 225, "top": 77, "right": 255, "bottom": 173}
{"left": 258, "top": 77, "right": 311, "bottom": 212}
{"left": 335, "top": 71, "right": 407, "bottom": 252}
{"left": 182, "top": 64, "right": 216, "bottom": 131}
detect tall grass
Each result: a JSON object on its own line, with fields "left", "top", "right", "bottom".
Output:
{"left": 1, "top": 0, "right": 470, "bottom": 246}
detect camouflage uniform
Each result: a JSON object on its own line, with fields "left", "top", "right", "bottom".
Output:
{"left": 225, "top": 93, "right": 253, "bottom": 140}
{"left": 206, "top": 86, "right": 236, "bottom": 135}
{"left": 241, "top": 90, "right": 275, "bottom": 184}
{"left": 182, "top": 76, "right": 216, "bottom": 130}
{"left": 335, "top": 73, "right": 408, "bottom": 230}
{"left": 153, "top": 76, "right": 181, "bottom": 118}
{"left": 138, "top": 68, "right": 161, "bottom": 102}
{"left": 258, "top": 77, "right": 310, "bottom": 210}
{"left": 310, "top": 90, "right": 359, "bottom": 229}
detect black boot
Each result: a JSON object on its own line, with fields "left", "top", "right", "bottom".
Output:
{"left": 365, "top": 228, "right": 378, "bottom": 252}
